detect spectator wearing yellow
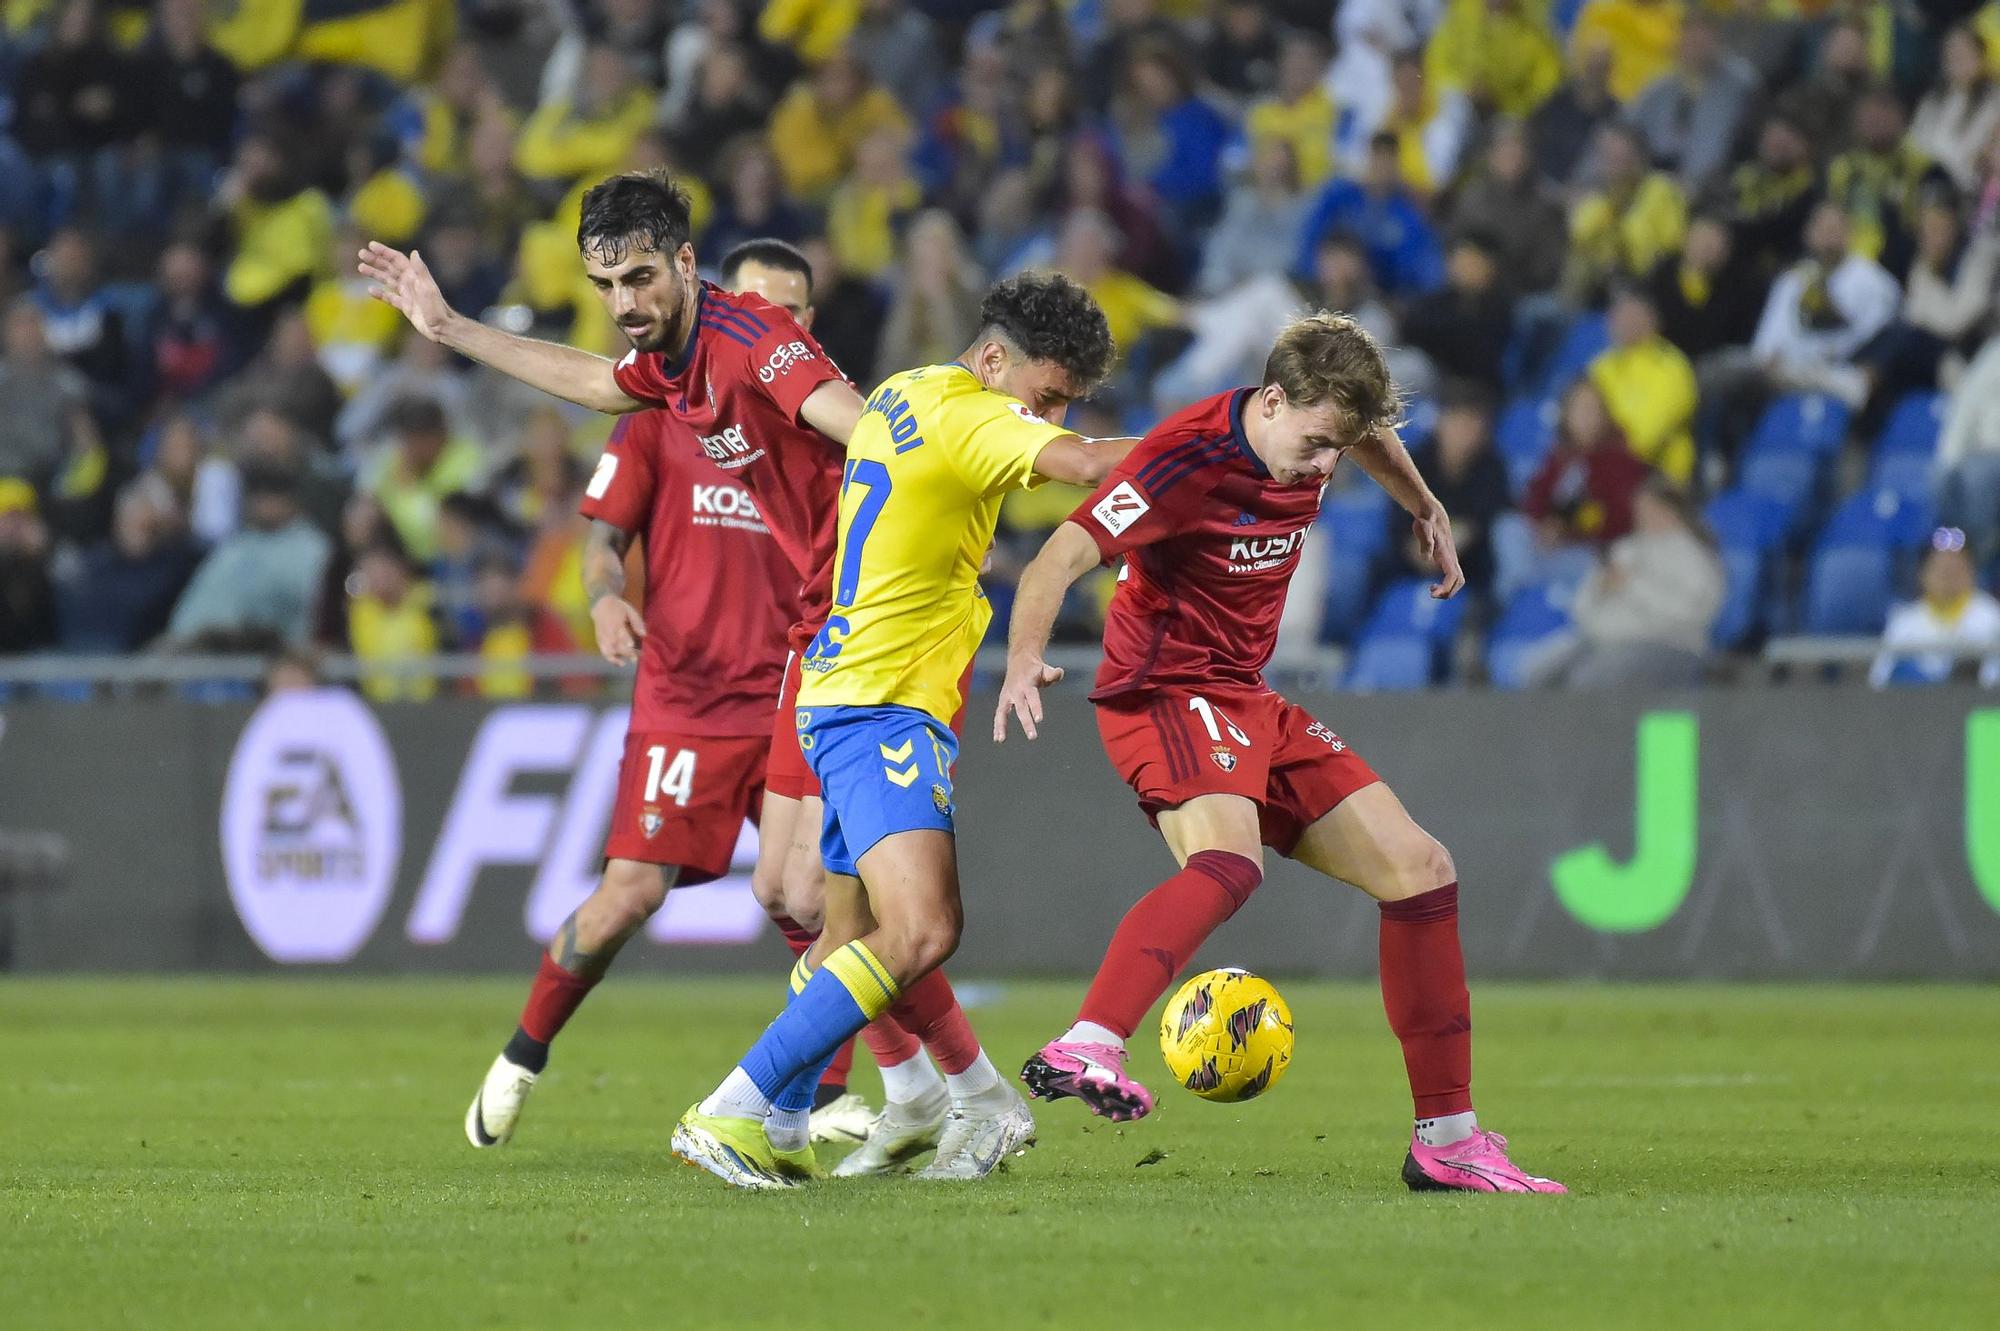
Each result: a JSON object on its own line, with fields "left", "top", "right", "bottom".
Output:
{"left": 1724, "top": 110, "right": 1819, "bottom": 281}
{"left": 1052, "top": 209, "right": 1180, "bottom": 371}
{"left": 347, "top": 538, "right": 439, "bottom": 703}
{"left": 874, "top": 210, "right": 986, "bottom": 383}
{"left": 1426, "top": 0, "right": 1562, "bottom": 118}
{"left": 508, "top": 221, "right": 620, "bottom": 359}
{"left": 827, "top": 127, "right": 921, "bottom": 279}
{"left": 305, "top": 226, "right": 404, "bottom": 395}
{"left": 1566, "top": 123, "right": 1688, "bottom": 302}
{"left": 360, "top": 396, "right": 485, "bottom": 563}
{"left": 1826, "top": 87, "right": 1940, "bottom": 267}
{"left": 548, "top": 134, "right": 713, "bottom": 263}
{"left": 209, "top": 0, "right": 453, "bottom": 82}
{"left": 767, "top": 48, "right": 912, "bottom": 203}
{"left": 471, "top": 548, "right": 585, "bottom": 700}
{"left": 410, "top": 44, "right": 516, "bottom": 180}
{"left": 1570, "top": 0, "right": 1683, "bottom": 103}
{"left": 1588, "top": 287, "right": 1697, "bottom": 484}
{"left": 217, "top": 133, "right": 333, "bottom": 310}
{"left": 514, "top": 45, "right": 655, "bottom": 190}
{"left": 1245, "top": 29, "right": 1338, "bottom": 190}
{"left": 759, "top": 0, "right": 861, "bottom": 64}
{"left": 1377, "top": 51, "right": 1472, "bottom": 202}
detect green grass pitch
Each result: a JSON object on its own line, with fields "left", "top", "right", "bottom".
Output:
{"left": 4, "top": 978, "right": 1998, "bottom": 1329}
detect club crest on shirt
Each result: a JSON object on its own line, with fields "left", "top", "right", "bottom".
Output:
{"left": 1211, "top": 746, "right": 1237, "bottom": 773}
{"left": 639, "top": 806, "right": 663, "bottom": 838}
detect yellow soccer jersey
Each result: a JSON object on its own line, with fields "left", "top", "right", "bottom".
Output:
{"left": 796, "top": 363, "right": 1069, "bottom": 723}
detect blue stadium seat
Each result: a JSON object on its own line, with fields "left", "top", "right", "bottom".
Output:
{"left": 1361, "top": 576, "right": 1469, "bottom": 644}
{"left": 1705, "top": 489, "right": 1790, "bottom": 553}
{"left": 1867, "top": 447, "right": 1933, "bottom": 506}
{"left": 1485, "top": 583, "right": 1572, "bottom": 689}
{"left": 1342, "top": 634, "right": 1435, "bottom": 691}
{"left": 1495, "top": 395, "right": 1557, "bottom": 495}
{"left": 1819, "top": 488, "right": 1933, "bottom": 551}
{"left": 1737, "top": 450, "right": 1823, "bottom": 536}
{"left": 1318, "top": 482, "right": 1393, "bottom": 644}
{"left": 1743, "top": 393, "right": 1852, "bottom": 456}
{"left": 1802, "top": 545, "right": 1894, "bottom": 634}
{"left": 1538, "top": 312, "right": 1610, "bottom": 396}
{"left": 1875, "top": 390, "right": 1947, "bottom": 458}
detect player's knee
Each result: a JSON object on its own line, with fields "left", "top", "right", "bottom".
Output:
{"left": 781, "top": 856, "right": 826, "bottom": 931}
{"left": 1385, "top": 833, "right": 1455, "bottom": 900}
{"left": 887, "top": 904, "right": 961, "bottom": 978}
{"left": 1186, "top": 849, "right": 1263, "bottom": 916}
{"left": 599, "top": 860, "right": 670, "bottom": 927}
{"left": 749, "top": 855, "right": 786, "bottom": 915}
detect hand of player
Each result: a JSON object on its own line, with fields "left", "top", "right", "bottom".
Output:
{"left": 358, "top": 241, "right": 454, "bottom": 343}
{"left": 590, "top": 595, "right": 646, "bottom": 666}
{"left": 993, "top": 656, "right": 1064, "bottom": 743}
{"left": 1412, "top": 506, "right": 1466, "bottom": 599}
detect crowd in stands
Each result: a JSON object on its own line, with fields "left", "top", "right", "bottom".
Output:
{"left": 2, "top": 0, "right": 1999, "bottom": 693}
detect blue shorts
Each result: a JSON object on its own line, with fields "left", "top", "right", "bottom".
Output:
{"left": 796, "top": 704, "right": 958, "bottom": 878}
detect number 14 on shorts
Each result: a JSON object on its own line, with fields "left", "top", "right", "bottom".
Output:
{"left": 644, "top": 746, "right": 696, "bottom": 807}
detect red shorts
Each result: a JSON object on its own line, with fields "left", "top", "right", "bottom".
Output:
{"left": 766, "top": 653, "right": 978, "bottom": 802}
{"left": 603, "top": 729, "right": 768, "bottom": 884}
{"left": 766, "top": 652, "right": 820, "bottom": 801}
{"left": 1094, "top": 687, "right": 1381, "bottom": 855}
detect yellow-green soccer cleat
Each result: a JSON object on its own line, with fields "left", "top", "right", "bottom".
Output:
{"left": 670, "top": 1105, "right": 822, "bottom": 1190}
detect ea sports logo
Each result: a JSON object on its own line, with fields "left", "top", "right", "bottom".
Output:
{"left": 220, "top": 689, "right": 402, "bottom": 963}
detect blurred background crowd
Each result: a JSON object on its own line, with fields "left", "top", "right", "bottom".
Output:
{"left": 1, "top": 0, "right": 1998, "bottom": 695}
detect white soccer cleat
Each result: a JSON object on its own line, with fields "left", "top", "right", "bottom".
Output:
{"left": 830, "top": 1089, "right": 950, "bottom": 1177}
{"left": 916, "top": 1088, "right": 1036, "bottom": 1181}
{"left": 809, "top": 1091, "right": 877, "bottom": 1145}
{"left": 466, "top": 1054, "right": 538, "bottom": 1148}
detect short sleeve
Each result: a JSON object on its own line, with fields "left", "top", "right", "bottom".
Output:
{"left": 579, "top": 414, "right": 660, "bottom": 532}
{"left": 1070, "top": 435, "right": 1217, "bottom": 563}
{"left": 611, "top": 349, "right": 675, "bottom": 407}
{"left": 743, "top": 311, "right": 845, "bottom": 422}
{"left": 948, "top": 396, "right": 1073, "bottom": 498}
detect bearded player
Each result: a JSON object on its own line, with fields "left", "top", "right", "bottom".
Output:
{"left": 365, "top": 177, "right": 1003, "bottom": 1163}
{"left": 669, "top": 273, "right": 1131, "bottom": 1189}
{"left": 996, "top": 314, "right": 1567, "bottom": 1195}
{"left": 463, "top": 241, "right": 904, "bottom": 1148}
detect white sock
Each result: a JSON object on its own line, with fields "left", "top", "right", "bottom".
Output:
{"left": 878, "top": 1053, "right": 944, "bottom": 1105}
{"left": 698, "top": 1066, "right": 771, "bottom": 1120}
{"left": 1415, "top": 1111, "right": 1478, "bottom": 1148}
{"left": 944, "top": 1049, "right": 1003, "bottom": 1102}
{"left": 765, "top": 1105, "right": 809, "bottom": 1152}
{"left": 1061, "top": 1021, "right": 1126, "bottom": 1050}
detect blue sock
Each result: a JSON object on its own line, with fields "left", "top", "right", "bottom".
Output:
{"left": 773, "top": 956, "right": 837, "bottom": 1114}
{"left": 738, "top": 941, "right": 901, "bottom": 1101}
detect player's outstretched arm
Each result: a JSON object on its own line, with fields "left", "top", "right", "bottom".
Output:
{"left": 358, "top": 241, "right": 643, "bottom": 416}
{"left": 798, "top": 379, "right": 867, "bottom": 446}
{"left": 1031, "top": 435, "right": 1142, "bottom": 487}
{"left": 1348, "top": 426, "right": 1466, "bottom": 599}
{"left": 581, "top": 520, "right": 646, "bottom": 666}
{"left": 994, "top": 521, "right": 1100, "bottom": 743}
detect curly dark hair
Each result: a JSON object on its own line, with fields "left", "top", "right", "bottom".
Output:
{"left": 975, "top": 273, "right": 1114, "bottom": 393}
{"left": 576, "top": 168, "right": 694, "bottom": 266}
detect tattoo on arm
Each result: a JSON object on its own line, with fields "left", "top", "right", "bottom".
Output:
{"left": 582, "top": 519, "right": 634, "bottom": 606}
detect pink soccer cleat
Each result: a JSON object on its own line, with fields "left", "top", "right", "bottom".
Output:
{"left": 1019, "top": 1040, "right": 1156, "bottom": 1122}
{"left": 1402, "top": 1129, "right": 1568, "bottom": 1194}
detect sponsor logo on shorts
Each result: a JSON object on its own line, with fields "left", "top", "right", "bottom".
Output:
{"left": 639, "top": 805, "right": 663, "bottom": 838}
{"left": 1305, "top": 720, "right": 1347, "bottom": 752}
{"left": 1090, "top": 481, "right": 1149, "bottom": 536}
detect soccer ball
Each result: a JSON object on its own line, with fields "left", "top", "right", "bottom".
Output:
{"left": 1158, "top": 968, "right": 1294, "bottom": 1102}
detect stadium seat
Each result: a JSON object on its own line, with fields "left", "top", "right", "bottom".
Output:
{"left": 1801, "top": 544, "right": 1894, "bottom": 634}
{"left": 1737, "top": 449, "right": 1823, "bottom": 537}
{"left": 1875, "top": 391, "right": 1947, "bottom": 458}
{"left": 1318, "top": 482, "right": 1392, "bottom": 644}
{"left": 1537, "top": 312, "right": 1610, "bottom": 396}
{"left": 1706, "top": 489, "right": 1793, "bottom": 647}
{"left": 1867, "top": 447, "right": 1933, "bottom": 506}
{"left": 1743, "top": 393, "right": 1852, "bottom": 457}
{"left": 1485, "top": 583, "right": 1572, "bottom": 689}
{"left": 1705, "top": 489, "right": 1790, "bottom": 553}
{"left": 1819, "top": 488, "right": 1934, "bottom": 551}
{"left": 1495, "top": 395, "right": 1558, "bottom": 496}
{"left": 1712, "top": 544, "right": 1765, "bottom": 649}
{"left": 1361, "top": 576, "right": 1469, "bottom": 644}
{"left": 1342, "top": 633, "right": 1435, "bottom": 691}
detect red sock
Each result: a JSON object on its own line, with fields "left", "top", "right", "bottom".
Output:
{"left": 886, "top": 968, "right": 981, "bottom": 1075}
{"left": 771, "top": 913, "right": 817, "bottom": 956}
{"left": 860, "top": 1016, "right": 923, "bottom": 1066}
{"left": 1378, "top": 883, "right": 1473, "bottom": 1118}
{"left": 1078, "top": 850, "right": 1262, "bottom": 1038}
{"left": 519, "top": 954, "right": 597, "bottom": 1045}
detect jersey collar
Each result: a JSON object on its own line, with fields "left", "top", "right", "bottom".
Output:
{"left": 1228, "top": 387, "right": 1269, "bottom": 478}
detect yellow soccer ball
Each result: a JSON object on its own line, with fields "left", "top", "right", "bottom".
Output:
{"left": 1158, "top": 968, "right": 1294, "bottom": 1102}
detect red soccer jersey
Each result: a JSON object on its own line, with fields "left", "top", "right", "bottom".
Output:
{"left": 1076, "top": 388, "right": 1327, "bottom": 700}
{"left": 609, "top": 281, "right": 845, "bottom": 650}
{"left": 580, "top": 410, "right": 799, "bottom": 737}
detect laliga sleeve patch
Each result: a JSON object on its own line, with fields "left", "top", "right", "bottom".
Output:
{"left": 585, "top": 452, "right": 618, "bottom": 500}
{"left": 1090, "top": 480, "right": 1150, "bottom": 536}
